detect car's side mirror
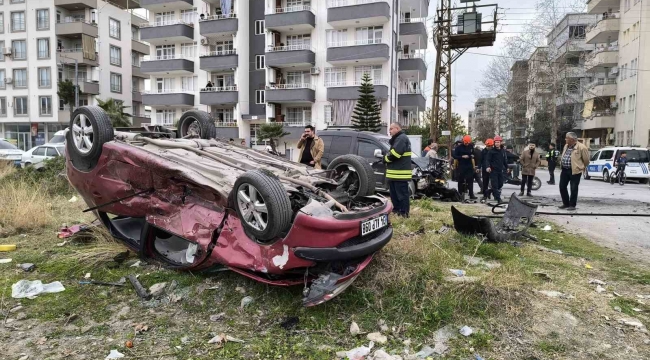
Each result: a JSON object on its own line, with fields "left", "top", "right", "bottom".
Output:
{"left": 374, "top": 149, "right": 383, "bottom": 158}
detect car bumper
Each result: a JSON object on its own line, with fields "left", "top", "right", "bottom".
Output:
{"left": 293, "top": 226, "right": 393, "bottom": 261}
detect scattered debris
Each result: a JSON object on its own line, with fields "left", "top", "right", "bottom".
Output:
{"left": 18, "top": 263, "right": 35, "bottom": 272}
{"left": 367, "top": 332, "right": 387, "bottom": 344}
{"left": 181, "top": 336, "right": 189, "bottom": 344}
{"left": 619, "top": 319, "right": 646, "bottom": 329}
{"left": 430, "top": 325, "right": 455, "bottom": 355}
{"left": 11, "top": 280, "right": 65, "bottom": 299}
{"left": 414, "top": 346, "right": 435, "bottom": 358}
{"left": 79, "top": 278, "right": 126, "bottom": 287}
{"left": 104, "top": 350, "right": 125, "bottom": 359}
{"left": 402, "top": 339, "right": 411, "bottom": 347}
{"left": 134, "top": 324, "right": 149, "bottom": 333}
{"left": 613, "top": 292, "right": 622, "bottom": 297}
{"left": 614, "top": 306, "right": 622, "bottom": 312}
{"left": 130, "top": 260, "right": 141, "bottom": 268}
{"left": 235, "top": 286, "right": 246, "bottom": 294}
{"left": 533, "top": 272, "right": 552, "bottom": 281}
{"left": 210, "top": 313, "right": 226, "bottom": 322}
{"left": 371, "top": 349, "right": 402, "bottom": 360}
{"left": 463, "top": 255, "right": 501, "bottom": 269}
{"left": 436, "top": 225, "right": 451, "bottom": 234}
{"left": 542, "top": 225, "right": 552, "bottom": 231}
{"left": 474, "top": 354, "right": 485, "bottom": 360}
{"left": 9, "top": 305, "right": 23, "bottom": 313}
{"left": 449, "top": 269, "right": 466, "bottom": 277}
{"left": 589, "top": 279, "right": 607, "bottom": 285}
{"left": 68, "top": 196, "right": 78, "bottom": 203}
{"left": 125, "top": 340, "right": 133, "bottom": 348}
{"left": 128, "top": 274, "right": 151, "bottom": 300}
{"left": 0, "top": 258, "right": 12, "bottom": 264}
{"left": 459, "top": 326, "right": 474, "bottom": 337}
{"left": 542, "top": 238, "right": 551, "bottom": 242}
{"left": 538, "top": 290, "right": 575, "bottom": 299}
{"left": 350, "top": 321, "right": 360, "bottom": 336}
{"left": 56, "top": 241, "right": 68, "bottom": 247}
{"left": 633, "top": 308, "right": 643, "bottom": 312}
{"left": 84, "top": 273, "right": 91, "bottom": 279}
{"left": 240, "top": 296, "right": 254, "bottom": 309}
{"left": 585, "top": 263, "right": 593, "bottom": 269}
{"left": 596, "top": 285, "right": 606, "bottom": 294}
{"left": 0, "top": 244, "right": 17, "bottom": 252}
{"left": 444, "top": 276, "right": 479, "bottom": 283}
{"left": 57, "top": 224, "right": 93, "bottom": 239}
{"left": 378, "top": 319, "right": 389, "bottom": 332}
{"left": 337, "top": 342, "right": 374, "bottom": 360}
{"left": 207, "top": 333, "right": 245, "bottom": 346}
{"left": 280, "top": 316, "right": 299, "bottom": 330}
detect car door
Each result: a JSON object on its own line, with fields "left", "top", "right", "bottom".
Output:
{"left": 356, "top": 139, "right": 386, "bottom": 189}
{"left": 46, "top": 147, "right": 60, "bottom": 160}
{"left": 318, "top": 135, "right": 334, "bottom": 168}
{"left": 597, "top": 150, "right": 615, "bottom": 177}
{"left": 30, "top": 147, "right": 47, "bottom": 165}
{"left": 586, "top": 150, "right": 601, "bottom": 176}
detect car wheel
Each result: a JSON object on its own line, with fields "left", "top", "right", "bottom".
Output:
{"left": 66, "top": 106, "right": 114, "bottom": 172}
{"left": 602, "top": 169, "right": 610, "bottom": 182}
{"left": 176, "top": 110, "right": 216, "bottom": 139}
{"left": 327, "top": 154, "right": 376, "bottom": 199}
{"left": 639, "top": 178, "right": 648, "bottom": 184}
{"left": 532, "top": 176, "right": 542, "bottom": 190}
{"left": 231, "top": 170, "right": 292, "bottom": 243}
{"left": 24, "top": 162, "right": 31, "bottom": 168}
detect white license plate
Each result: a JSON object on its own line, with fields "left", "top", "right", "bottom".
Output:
{"left": 361, "top": 215, "right": 388, "bottom": 236}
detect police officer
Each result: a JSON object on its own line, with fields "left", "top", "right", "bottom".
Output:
{"left": 545, "top": 143, "right": 560, "bottom": 185}
{"left": 384, "top": 123, "right": 412, "bottom": 217}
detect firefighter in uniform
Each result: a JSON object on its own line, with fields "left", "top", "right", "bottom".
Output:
{"left": 545, "top": 143, "right": 560, "bottom": 185}
{"left": 384, "top": 123, "right": 412, "bottom": 217}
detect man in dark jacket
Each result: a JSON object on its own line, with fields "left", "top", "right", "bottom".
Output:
{"left": 472, "top": 143, "right": 484, "bottom": 194}
{"left": 486, "top": 135, "right": 508, "bottom": 203}
{"left": 480, "top": 138, "right": 494, "bottom": 201}
{"left": 453, "top": 135, "right": 478, "bottom": 200}
{"left": 505, "top": 145, "right": 521, "bottom": 180}
{"left": 545, "top": 143, "right": 560, "bottom": 184}
{"left": 384, "top": 123, "right": 412, "bottom": 217}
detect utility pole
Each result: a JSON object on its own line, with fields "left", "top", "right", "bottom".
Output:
{"left": 430, "top": 0, "right": 498, "bottom": 159}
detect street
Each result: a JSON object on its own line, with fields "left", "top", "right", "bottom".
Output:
{"left": 450, "top": 168, "right": 650, "bottom": 264}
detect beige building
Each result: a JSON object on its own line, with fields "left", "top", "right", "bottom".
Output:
{"left": 526, "top": 47, "right": 553, "bottom": 135}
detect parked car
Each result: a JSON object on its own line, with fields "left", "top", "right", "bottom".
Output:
{"left": 21, "top": 145, "right": 65, "bottom": 168}
{"left": 65, "top": 107, "right": 394, "bottom": 306}
{"left": 46, "top": 129, "right": 67, "bottom": 145}
{"left": 0, "top": 139, "right": 24, "bottom": 167}
{"left": 584, "top": 146, "right": 650, "bottom": 183}
{"left": 318, "top": 130, "right": 459, "bottom": 200}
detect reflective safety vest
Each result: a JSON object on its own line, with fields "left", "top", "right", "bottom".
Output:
{"left": 384, "top": 131, "right": 412, "bottom": 181}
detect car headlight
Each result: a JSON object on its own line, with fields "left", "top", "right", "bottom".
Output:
{"left": 412, "top": 168, "right": 422, "bottom": 177}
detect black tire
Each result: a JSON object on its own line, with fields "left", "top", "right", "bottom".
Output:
{"left": 532, "top": 176, "right": 542, "bottom": 191}
{"left": 66, "top": 106, "right": 114, "bottom": 172}
{"left": 639, "top": 178, "right": 648, "bottom": 184}
{"left": 602, "top": 169, "right": 610, "bottom": 182}
{"left": 327, "top": 154, "right": 376, "bottom": 199}
{"left": 176, "top": 110, "right": 216, "bottom": 139}
{"left": 231, "top": 170, "right": 292, "bottom": 243}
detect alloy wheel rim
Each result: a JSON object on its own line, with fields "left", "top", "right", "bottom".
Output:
{"left": 237, "top": 183, "right": 269, "bottom": 231}
{"left": 71, "top": 114, "right": 94, "bottom": 154}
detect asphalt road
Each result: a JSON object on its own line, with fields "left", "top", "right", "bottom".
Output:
{"left": 450, "top": 168, "right": 650, "bottom": 264}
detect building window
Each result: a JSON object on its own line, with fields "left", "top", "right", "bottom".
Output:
{"left": 568, "top": 25, "right": 585, "bottom": 39}
{"left": 354, "top": 65, "right": 382, "bottom": 84}
{"left": 11, "top": 11, "right": 25, "bottom": 32}
{"left": 181, "top": 43, "right": 195, "bottom": 58}
{"left": 110, "top": 73, "right": 122, "bottom": 93}
{"left": 212, "top": 108, "right": 235, "bottom": 124}
{"left": 324, "top": 104, "right": 332, "bottom": 124}
{"left": 109, "top": 18, "right": 121, "bottom": 39}
{"left": 38, "top": 67, "right": 51, "bottom": 88}
{"left": 255, "top": 90, "right": 265, "bottom": 104}
{"left": 0, "top": 97, "right": 6, "bottom": 117}
{"left": 286, "top": 107, "right": 311, "bottom": 126}
{"left": 180, "top": 9, "right": 195, "bottom": 23}
{"left": 0, "top": 13, "right": 4, "bottom": 34}
{"left": 110, "top": 45, "right": 122, "bottom": 66}
{"left": 250, "top": 124, "right": 267, "bottom": 146}
{"left": 36, "top": 9, "right": 49, "bottom": 30}
{"left": 355, "top": 26, "right": 383, "bottom": 44}
{"left": 154, "top": 11, "right": 174, "bottom": 25}
{"left": 13, "top": 69, "right": 27, "bottom": 88}
{"left": 12, "top": 40, "right": 26, "bottom": 60}
{"left": 256, "top": 55, "right": 265, "bottom": 69}
{"left": 0, "top": 70, "right": 4, "bottom": 89}
{"left": 155, "top": 44, "right": 175, "bottom": 59}
{"left": 37, "top": 38, "right": 50, "bottom": 59}
{"left": 324, "top": 67, "right": 347, "bottom": 86}
{"left": 156, "top": 109, "right": 175, "bottom": 125}
{"left": 326, "top": 29, "right": 348, "bottom": 47}
{"left": 287, "top": 71, "right": 311, "bottom": 86}
{"left": 39, "top": 96, "right": 52, "bottom": 116}
{"left": 14, "top": 97, "right": 28, "bottom": 116}
{"left": 255, "top": 20, "right": 265, "bottom": 35}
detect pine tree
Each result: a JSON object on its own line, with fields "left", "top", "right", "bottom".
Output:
{"left": 351, "top": 73, "right": 382, "bottom": 132}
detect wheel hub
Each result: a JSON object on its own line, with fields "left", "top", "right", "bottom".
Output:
{"left": 71, "top": 114, "right": 94, "bottom": 154}
{"left": 237, "top": 183, "right": 268, "bottom": 231}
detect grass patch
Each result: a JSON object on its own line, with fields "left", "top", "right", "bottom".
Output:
{"left": 538, "top": 340, "right": 567, "bottom": 353}
{"left": 0, "top": 180, "right": 54, "bottom": 235}
{"left": 0, "top": 160, "right": 16, "bottom": 179}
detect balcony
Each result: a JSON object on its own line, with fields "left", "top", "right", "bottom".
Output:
{"left": 109, "top": 0, "right": 142, "bottom": 8}
{"left": 581, "top": 110, "right": 616, "bottom": 129}
{"left": 399, "top": 18, "right": 428, "bottom": 49}
{"left": 554, "top": 39, "right": 594, "bottom": 58}
{"left": 326, "top": 80, "right": 389, "bottom": 101}
{"left": 132, "top": 65, "right": 147, "bottom": 78}
{"left": 399, "top": 53, "right": 427, "bottom": 79}
{"left": 142, "top": 90, "right": 195, "bottom": 107}
{"left": 200, "top": 86, "right": 238, "bottom": 106}
{"left": 398, "top": 89, "right": 426, "bottom": 109}
{"left": 199, "top": 50, "right": 238, "bottom": 71}
{"left": 141, "top": 54, "right": 194, "bottom": 75}
{"left": 80, "top": 81, "right": 100, "bottom": 95}
{"left": 266, "top": 45, "right": 316, "bottom": 68}
{"left": 140, "top": 0, "right": 194, "bottom": 12}
{"left": 583, "top": 78, "right": 617, "bottom": 100}
{"left": 586, "top": 15, "right": 620, "bottom": 44}
{"left": 140, "top": 20, "right": 194, "bottom": 45}
{"left": 55, "top": 19, "right": 98, "bottom": 38}
{"left": 199, "top": 14, "right": 238, "bottom": 37}
{"left": 587, "top": 0, "right": 620, "bottom": 14}
{"left": 265, "top": 5, "right": 315, "bottom": 33}
{"left": 132, "top": 91, "right": 143, "bottom": 102}
{"left": 131, "top": 114, "right": 151, "bottom": 127}
{"left": 132, "top": 39, "right": 150, "bottom": 55}
{"left": 557, "top": 65, "right": 586, "bottom": 80}
{"left": 57, "top": 49, "right": 99, "bottom": 67}
{"left": 327, "top": 39, "right": 390, "bottom": 64}
{"left": 327, "top": 0, "right": 390, "bottom": 27}
{"left": 265, "top": 84, "right": 315, "bottom": 104}
{"left": 54, "top": 0, "right": 97, "bottom": 9}
{"left": 585, "top": 47, "right": 618, "bottom": 72}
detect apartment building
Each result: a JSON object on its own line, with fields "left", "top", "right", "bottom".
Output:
{"left": 525, "top": 46, "right": 553, "bottom": 134}
{"left": 467, "top": 109, "right": 476, "bottom": 138}
{"left": 508, "top": 60, "right": 528, "bottom": 149}
{"left": 0, "top": 0, "right": 148, "bottom": 151}
{"left": 138, "top": 0, "right": 429, "bottom": 160}
{"left": 546, "top": 13, "right": 597, "bottom": 135}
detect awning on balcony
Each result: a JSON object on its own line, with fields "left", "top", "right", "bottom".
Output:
{"left": 582, "top": 99, "right": 594, "bottom": 118}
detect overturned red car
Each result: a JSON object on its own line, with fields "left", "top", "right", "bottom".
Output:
{"left": 65, "top": 107, "right": 393, "bottom": 306}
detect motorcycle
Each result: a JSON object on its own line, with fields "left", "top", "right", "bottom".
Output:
{"left": 503, "top": 166, "right": 542, "bottom": 190}
{"left": 412, "top": 157, "right": 462, "bottom": 201}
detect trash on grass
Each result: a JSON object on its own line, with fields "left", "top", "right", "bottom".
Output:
{"left": 104, "top": 350, "right": 125, "bottom": 359}
{"left": 595, "top": 285, "right": 606, "bottom": 293}
{"left": 614, "top": 306, "right": 622, "bottom": 312}
{"left": 134, "top": 323, "right": 149, "bottom": 333}
{"left": 474, "top": 354, "right": 485, "bottom": 360}
{"left": 130, "top": 260, "right": 141, "bottom": 268}
{"left": 338, "top": 342, "right": 374, "bottom": 360}
{"left": 367, "top": 332, "right": 387, "bottom": 344}
{"left": 371, "top": 349, "right": 402, "bottom": 360}
{"left": 449, "top": 269, "right": 466, "bottom": 277}
{"left": 0, "top": 258, "right": 12, "bottom": 263}
{"left": 11, "top": 280, "right": 65, "bottom": 299}
{"left": 240, "top": 296, "right": 254, "bottom": 308}
{"left": 463, "top": 255, "right": 501, "bottom": 269}
{"left": 79, "top": 277, "right": 126, "bottom": 287}
{"left": 148, "top": 282, "right": 167, "bottom": 298}
{"left": 350, "top": 321, "right": 360, "bottom": 335}
{"left": 128, "top": 274, "right": 151, "bottom": 300}
{"left": 444, "top": 276, "right": 479, "bottom": 283}
{"left": 414, "top": 345, "right": 434, "bottom": 358}
{"left": 84, "top": 273, "right": 91, "bottom": 279}
{"left": 57, "top": 224, "right": 92, "bottom": 239}
{"left": 19, "top": 263, "right": 35, "bottom": 272}
{"left": 585, "top": 263, "right": 593, "bottom": 269}
{"left": 459, "top": 326, "right": 473, "bottom": 337}
{"left": 68, "top": 196, "right": 78, "bottom": 203}
{"left": 210, "top": 313, "right": 226, "bottom": 322}
{"left": 589, "top": 279, "right": 607, "bottom": 285}
{"left": 542, "top": 225, "right": 552, "bottom": 231}
{"left": 378, "top": 319, "right": 388, "bottom": 332}
{"left": 0, "top": 244, "right": 17, "bottom": 252}
{"left": 207, "top": 333, "right": 245, "bottom": 346}
{"left": 619, "top": 318, "right": 646, "bottom": 330}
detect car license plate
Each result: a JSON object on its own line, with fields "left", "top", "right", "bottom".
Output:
{"left": 14, "top": 160, "right": 21, "bottom": 166}
{"left": 361, "top": 215, "right": 388, "bottom": 236}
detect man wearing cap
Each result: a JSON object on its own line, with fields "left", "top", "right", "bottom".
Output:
{"left": 545, "top": 143, "right": 560, "bottom": 185}
{"left": 453, "top": 135, "right": 478, "bottom": 200}
{"left": 486, "top": 135, "right": 508, "bottom": 203}
{"left": 480, "top": 138, "right": 494, "bottom": 201}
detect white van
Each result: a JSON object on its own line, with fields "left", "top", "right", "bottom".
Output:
{"left": 584, "top": 146, "right": 650, "bottom": 183}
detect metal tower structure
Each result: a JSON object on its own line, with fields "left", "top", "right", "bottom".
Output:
{"left": 430, "top": 0, "right": 498, "bottom": 158}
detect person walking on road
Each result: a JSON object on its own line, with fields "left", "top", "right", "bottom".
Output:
{"left": 546, "top": 143, "right": 560, "bottom": 185}
{"left": 559, "top": 132, "right": 590, "bottom": 210}
{"left": 480, "top": 138, "right": 494, "bottom": 202}
{"left": 297, "top": 125, "right": 324, "bottom": 169}
{"left": 472, "top": 142, "right": 484, "bottom": 194}
{"left": 453, "top": 135, "right": 478, "bottom": 200}
{"left": 485, "top": 135, "right": 508, "bottom": 203}
{"left": 384, "top": 123, "right": 412, "bottom": 217}
{"left": 519, "top": 143, "right": 541, "bottom": 197}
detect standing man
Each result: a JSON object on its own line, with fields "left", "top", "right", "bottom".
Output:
{"left": 453, "top": 135, "right": 478, "bottom": 200}
{"left": 422, "top": 139, "right": 433, "bottom": 157}
{"left": 480, "top": 138, "right": 494, "bottom": 202}
{"left": 519, "top": 143, "right": 540, "bottom": 197}
{"left": 559, "top": 132, "right": 590, "bottom": 210}
{"left": 297, "top": 125, "right": 324, "bottom": 169}
{"left": 485, "top": 135, "right": 508, "bottom": 203}
{"left": 472, "top": 141, "right": 484, "bottom": 194}
{"left": 545, "top": 143, "right": 559, "bottom": 185}
{"left": 384, "top": 123, "right": 412, "bottom": 217}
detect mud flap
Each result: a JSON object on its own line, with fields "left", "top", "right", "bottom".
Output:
{"left": 302, "top": 272, "right": 360, "bottom": 307}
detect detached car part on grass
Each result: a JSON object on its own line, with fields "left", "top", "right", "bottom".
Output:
{"left": 64, "top": 106, "right": 394, "bottom": 306}
{"left": 410, "top": 157, "right": 462, "bottom": 201}
{"left": 451, "top": 194, "right": 538, "bottom": 242}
